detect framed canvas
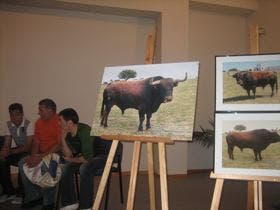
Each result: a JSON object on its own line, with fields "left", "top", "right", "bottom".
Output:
{"left": 215, "top": 53, "right": 280, "bottom": 112}
{"left": 91, "top": 62, "right": 199, "bottom": 141}
{"left": 215, "top": 113, "right": 280, "bottom": 177}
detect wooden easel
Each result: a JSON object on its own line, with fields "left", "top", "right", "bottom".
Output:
{"left": 92, "top": 31, "right": 174, "bottom": 210}
{"left": 210, "top": 172, "right": 280, "bottom": 210}
{"left": 210, "top": 24, "right": 277, "bottom": 210}
{"left": 247, "top": 24, "right": 260, "bottom": 210}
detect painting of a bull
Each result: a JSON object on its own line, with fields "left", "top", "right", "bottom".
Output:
{"left": 216, "top": 54, "right": 280, "bottom": 112}
{"left": 92, "top": 62, "right": 199, "bottom": 141}
{"left": 232, "top": 70, "right": 278, "bottom": 99}
{"left": 226, "top": 129, "right": 280, "bottom": 161}
{"left": 100, "top": 73, "right": 187, "bottom": 131}
{"left": 215, "top": 113, "right": 280, "bottom": 176}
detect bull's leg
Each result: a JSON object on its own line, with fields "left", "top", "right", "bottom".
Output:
{"left": 252, "top": 87, "right": 256, "bottom": 99}
{"left": 270, "top": 83, "right": 275, "bottom": 97}
{"left": 247, "top": 89, "right": 251, "bottom": 98}
{"left": 228, "top": 145, "right": 234, "bottom": 160}
{"left": 146, "top": 112, "right": 152, "bottom": 130}
{"left": 259, "top": 151, "right": 263, "bottom": 160}
{"left": 253, "top": 150, "right": 258, "bottom": 161}
{"left": 101, "top": 112, "right": 106, "bottom": 126}
{"left": 103, "top": 112, "right": 109, "bottom": 127}
{"left": 101, "top": 107, "right": 112, "bottom": 128}
{"left": 138, "top": 111, "right": 145, "bottom": 131}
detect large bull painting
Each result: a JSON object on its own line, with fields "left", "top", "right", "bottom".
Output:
{"left": 216, "top": 53, "right": 280, "bottom": 111}
{"left": 215, "top": 113, "right": 280, "bottom": 177}
{"left": 92, "top": 62, "right": 199, "bottom": 141}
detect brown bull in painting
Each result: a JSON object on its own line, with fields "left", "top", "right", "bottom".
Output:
{"left": 100, "top": 73, "right": 187, "bottom": 131}
{"left": 226, "top": 129, "right": 280, "bottom": 161}
{"left": 232, "top": 70, "right": 278, "bottom": 98}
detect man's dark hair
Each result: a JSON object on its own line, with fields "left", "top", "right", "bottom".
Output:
{"left": 9, "top": 103, "right": 23, "bottom": 114}
{"left": 59, "top": 108, "right": 79, "bottom": 124}
{"left": 39, "top": 98, "right": 56, "bottom": 112}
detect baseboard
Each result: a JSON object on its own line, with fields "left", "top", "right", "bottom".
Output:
{"left": 120, "top": 170, "right": 189, "bottom": 178}
{"left": 187, "top": 169, "right": 212, "bottom": 174}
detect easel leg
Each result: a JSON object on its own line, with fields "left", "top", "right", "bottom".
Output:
{"left": 247, "top": 181, "right": 254, "bottom": 210}
{"left": 258, "top": 181, "right": 263, "bottom": 210}
{"left": 147, "top": 142, "right": 156, "bottom": 210}
{"left": 92, "top": 140, "right": 119, "bottom": 210}
{"left": 254, "top": 181, "right": 258, "bottom": 210}
{"left": 210, "top": 179, "right": 224, "bottom": 210}
{"left": 158, "top": 142, "right": 169, "bottom": 210}
{"left": 253, "top": 181, "right": 263, "bottom": 210}
{"left": 126, "top": 141, "right": 141, "bottom": 210}
{"left": 258, "top": 181, "right": 262, "bottom": 210}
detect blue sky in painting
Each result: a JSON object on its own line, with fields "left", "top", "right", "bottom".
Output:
{"left": 223, "top": 60, "right": 280, "bottom": 71}
{"left": 101, "top": 62, "right": 199, "bottom": 83}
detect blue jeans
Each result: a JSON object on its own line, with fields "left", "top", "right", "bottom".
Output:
{"left": 60, "top": 155, "right": 107, "bottom": 209}
{"left": 18, "top": 157, "right": 56, "bottom": 205}
{"left": 0, "top": 151, "right": 27, "bottom": 196}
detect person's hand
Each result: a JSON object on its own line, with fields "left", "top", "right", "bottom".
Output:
{"left": 26, "top": 154, "right": 42, "bottom": 168}
{"left": 63, "top": 156, "right": 74, "bottom": 162}
{"left": 61, "top": 128, "right": 68, "bottom": 139}
{"left": 0, "top": 148, "right": 10, "bottom": 161}
{"left": 64, "top": 155, "right": 87, "bottom": 163}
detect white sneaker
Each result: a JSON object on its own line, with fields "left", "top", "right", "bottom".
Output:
{"left": 0, "top": 194, "right": 16, "bottom": 203}
{"left": 60, "top": 203, "right": 79, "bottom": 210}
{"left": 11, "top": 196, "right": 23, "bottom": 205}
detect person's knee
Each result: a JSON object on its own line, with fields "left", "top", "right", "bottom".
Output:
{"left": 79, "top": 162, "right": 92, "bottom": 177}
{"left": 61, "top": 163, "right": 76, "bottom": 178}
{"left": 0, "top": 159, "right": 5, "bottom": 165}
{"left": 18, "top": 157, "right": 26, "bottom": 171}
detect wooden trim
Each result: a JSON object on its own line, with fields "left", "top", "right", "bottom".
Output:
{"left": 210, "top": 172, "right": 280, "bottom": 182}
{"left": 187, "top": 169, "right": 212, "bottom": 174}
{"left": 100, "top": 134, "right": 174, "bottom": 144}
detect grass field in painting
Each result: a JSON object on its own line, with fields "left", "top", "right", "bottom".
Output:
{"left": 223, "top": 71, "right": 280, "bottom": 104}
{"left": 91, "top": 78, "right": 198, "bottom": 141}
{"left": 222, "top": 133, "right": 280, "bottom": 170}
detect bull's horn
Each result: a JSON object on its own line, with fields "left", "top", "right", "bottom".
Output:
{"left": 227, "top": 70, "right": 237, "bottom": 76}
{"left": 152, "top": 80, "right": 161, "bottom": 85}
{"left": 174, "top": 72, "right": 188, "bottom": 83}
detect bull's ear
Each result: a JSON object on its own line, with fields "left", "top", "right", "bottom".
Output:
{"left": 242, "top": 72, "right": 248, "bottom": 79}
{"left": 173, "top": 81, "right": 178, "bottom": 87}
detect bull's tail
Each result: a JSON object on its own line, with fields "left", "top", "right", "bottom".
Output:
{"left": 276, "top": 74, "right": 278, "bottom": 93}
{"left": 100, "top": 91, "right": 106, "bottom": 119}
{"left": 100, "top": 99, "right": 105, "bottom": 119}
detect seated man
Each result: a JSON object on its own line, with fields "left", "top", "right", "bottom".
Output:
{"left": 0, "top": 103, "right": 33, "bottom": 205}
{"left": 59, "top": 108, "right": 107, "bottom": 210}
{"left": 19, "top": 98, "right": 61, "bottom": 210}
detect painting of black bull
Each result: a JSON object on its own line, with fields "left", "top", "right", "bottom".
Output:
{"left": 226, "top": 129, "right": 280, "bottom": 161}
{"left": 232, "top": 70, "right": 278, "bottom": 99}
{"left": 100, "top": 73, "right": 187, "bottom": 131}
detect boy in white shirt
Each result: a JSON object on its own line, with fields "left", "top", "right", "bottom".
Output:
{"left": 0, "top": 103, "right": 33, "bottom": 205}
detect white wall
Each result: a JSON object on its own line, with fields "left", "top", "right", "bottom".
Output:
{"left": 0, "top": 0, "right": 262, "bottom": 174}
{"left": 248, "top": 0, "right": 280, "bottom": 54}
{"left": 0, "top": 5, "right": 155, "bottom": 171}
{"left": 188, "top": 8, "right": 248, "bottom": 169}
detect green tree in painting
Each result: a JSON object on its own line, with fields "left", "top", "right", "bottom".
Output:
{"left": 234, "top": 124, "right": 247, "bottom": 131}
{"left": 118, "top": 69, "right": 137, "bottom": 80}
